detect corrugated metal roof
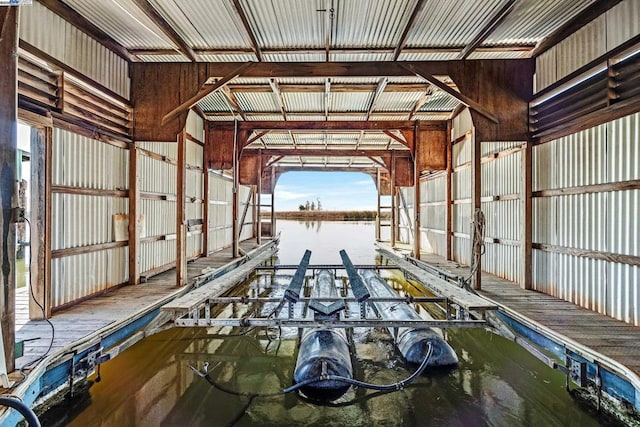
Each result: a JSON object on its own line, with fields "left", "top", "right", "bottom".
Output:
{"left": 421, "top": 92, "right": 460, "bottom": 111}
{"left": 62, "top": 0, "right": 175, "bottom": 49}
{"left": 376, "top": 91, "right": 423, "bottom": 111}
{"left": 261, "top": 52, "right": 326, "bottom": 62}
{"left": 333, "top": 0, "right": 417, "bottom": 48}
{"left": 283, "top": 93, "right": 324, "bottom": 112}
{"left": 331, "top": 92, "right": 374, "bottom": 112}
{"left": 234, "top": 92, "right": 279, "bottom": 112}
{"left": 136, "top": 54, "right": 189, "bottom": 62}
{"left": 329, "top": 52, "right": 394, "bottom": 61}
{"left": 328, "top": 114, "right": 367, "bottom": 121}
{"left": 197, "top": 53, "right": 258, "bottom": 62}
{"left": 242, "top": 0, "right": 324, "bottom": 49}
{"left": 198, "top": 92, "right": 231, "bottom": 111}
{"left": 467, "top": 50, "right": 531, "bottom": 59}
{"left": 407, "top": 0, "right": 507, "bottom": 48}
{"left": 397, "top": 51, "right": 460, "bottom": 61}
{"left": 150, "top": 0, "right": 251, "bottom": 49}
{"left": 487, "top": 0, "right": 597, "bottom": 46}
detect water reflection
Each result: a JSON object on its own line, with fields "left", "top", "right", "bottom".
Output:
{"left": 44, "top": 220, "right": 605, "bottom": 427}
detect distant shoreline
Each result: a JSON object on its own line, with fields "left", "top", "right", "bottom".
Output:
{"left": 270, "top": 210, "right": 385, "bottom": 221}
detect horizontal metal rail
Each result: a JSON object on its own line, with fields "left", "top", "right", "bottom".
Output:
{"left": 205, "top": 296, "right": 447, "bottom": 304}
{"left": 256, "top": 264, "right": 399, "bottom": 270}
{"left": 175, "top": 318, "right": 486, "bottom": 328}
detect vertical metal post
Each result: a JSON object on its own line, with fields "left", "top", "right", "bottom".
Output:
{"left": 232, "top": 122, "right": 240, "bottom": 258}
{"left": 521, "top": 140, "right": 533, "bottom": 289}
{"left": 177, "top": 130, "right": 187, "bottom": 285}
{"left": 202, "top": 167, "right": 209, "bottom": 256}
{"left": 445, "top": 122, "right": 453, "bottom": 261}
{"left": 128, "top": 142, "right": 140, "bottom": 284}
{"left": 256, "top": 154, "right": 262, "bottom": 244}
{"left": 413, "top": 123, "right": 421, "bottom": 259}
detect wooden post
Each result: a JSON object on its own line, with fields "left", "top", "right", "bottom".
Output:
{"left": 445, "top": 123, "right": 453, "bottom": 261}
{"left": 256, "top": 155, "right": 261, "bottom": 245}
{"left": 376, "top": 168, "right": 381, "bottom": 241}
{"left": 0, "top": 5, "right": 18, "bottom": 372}
{"left": 471, "top": 129, "right": 482, "bottom": 290}
{"left": 28, "top": 128, "right": 45, "bottom": 320}
{"left": 202, "top": 168, "right": 209, "bottom": 256}
{"left": 176, "top": 130, "right": 187, "bottom": 285}
{"left": 270, "top": 166, "right": 276, "bottom": 237}
{"left": 521, "top": 141, "right": 533, "bottom": 289}
{"left": 44, "top": 127, "right": 52, "bottom": 318}
{"left": 413, "top": 124, "right": 421, "bottom": 259}
{"left": 128, "top": 142, "right": 140, "bottom": 285}
{"left": 390, "top": 151, "right": 396, "bottom": 248}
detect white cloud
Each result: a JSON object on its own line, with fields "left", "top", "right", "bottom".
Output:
{"left": 276, "top": 189, "right": 312, "bottom": 201}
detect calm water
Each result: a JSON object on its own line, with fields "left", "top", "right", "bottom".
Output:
{"left": 43, "top": 220, "right": 606, "bottom": 427}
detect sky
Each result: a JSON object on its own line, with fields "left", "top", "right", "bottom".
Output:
{"left": 274, "top": 171, "right": 377, "bottom": 211}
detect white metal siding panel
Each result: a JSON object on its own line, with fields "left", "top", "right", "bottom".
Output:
{"left": 606, "top": 0, "right": 640, "bottom": 50}
{"left": 141, "top": 240, "right": 176, "bottom": 273}
{"left": 186, "top": 140, "right": 204, "bottom": 170}
{"left": 52, "top": 247, "right": 128, "bottom": 308}
{"left": 20, "top": 2, "right": 130, "bottom": 98}
{"left": 609, "top": 112, "right": 640, "bottom": 182}
{"left": 139, "top": 156, "right": 177, "bottom": 195}
{"left": 186, "top": 111, "right": 205, "bottom": 143}
{"left": 208, "top": 173, "right": 234, "bottom": 253}
{"left": 556, "top": 15, "right": 607, "bottom": 81}
{"left": 535, "top": 47, "right": 557, "bottom": 93}
{"left": 451, "top": 109, "right": 473, "bottom": 140}
{"left": 138, "top": 141, "right": 177, "bottom": 158}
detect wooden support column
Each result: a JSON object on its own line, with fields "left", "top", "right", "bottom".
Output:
{"left": 44, "top": 127, "right": 52, "bottom": 318}
{"left": 202, "top": 167, "right": 209, "bottom": 256}
{"left": 413, "top": 124, "right": 421, "bottom": 259}
{"left": 445, "top": 123, "right": 453, "bottom": 261}
{"left": 471, "top": 129, "right": 482, "bottom": 290}
{"left": 176, "top": 130, "right": 187, "bottom": 286}
{"left": 376, "top": 168, "right": 381, "bottom": 241}
{"left": 271, "top": 166, "right": 276, "bottom": 237}
{"left": 390, "top": 151, "right": 397, "bottom": 248}
{"left": 29, "top": 128, "right": 46, "bottom": 320}
{"left": 0, "top": 5, "right": 18, "bottom": 372}
{"left": 128, "top": 142, "right": 140, "bottom": 285}
{"left": 256, "top": 154, "right": 261, "bottom": 245}
{"left": 521, "top": 141, "right": 533, "bottom": 289}
{"left": 252, "top": 186, "right": 257, "bottom": 239}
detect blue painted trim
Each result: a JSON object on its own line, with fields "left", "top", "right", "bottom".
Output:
{"left": 496, "top": 310, "right": 638, "bottom": 411}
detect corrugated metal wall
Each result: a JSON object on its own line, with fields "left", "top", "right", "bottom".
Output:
{"left": 452, "top": 134, "right": 472, "bottom": 266}
{"left": 420, "top": 174, "right": 447, "bottom": 257}
{"left": 51, "top": 129, "right": 129, "bottom": 308}
{"left": 186, "top": 114, "right": 204, "bottom": 259}
{"left": 535, "top": 0, "right": 640, "bottom": 92}
{"left": 208, "top": 173, "right": 234, "bottom": 253}
{"left": 139, "top": 141, "right": 178, "bottom": 274}
{"left": 238, "top": 185, "right": 255, "bottom": 242}
{"left": 397, "top": 188, "right": 414, "bottom": 245}
{"left": 533, "top": 111, "right": 640, "bottom": 325}
{"left": 19, "top": 2, "right": 130, "bottom": 99}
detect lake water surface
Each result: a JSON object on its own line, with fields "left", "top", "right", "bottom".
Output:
{"left": 43, "top": 220, "right": 608, "bottom": 426}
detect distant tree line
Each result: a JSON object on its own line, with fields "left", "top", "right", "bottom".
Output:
{"left": 299, "top": 198, "right": 322, "bottom": 211}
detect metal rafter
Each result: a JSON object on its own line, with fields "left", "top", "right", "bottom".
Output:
{"left": 393, "top": 0, "right": 426, "bottom": 61}
{"left": 231, "top": 0, "right": 263, "bottom": 61}
{"left": 457, "top": 0, "right": 517, "bottom": 60}
{"left": 132, "top": 0, "right": 197, "bottom": 62}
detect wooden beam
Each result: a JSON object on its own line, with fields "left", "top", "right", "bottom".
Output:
{"left": 383, "top": 130, "right": 408, "bottom": 147}
{"left": 221, "top": 86, "right": 247, "bottom": 120}
{"left": 274, "top": 166, "right": 378, "bottom": 174}
{"left": 132, "top": 0, "right": 197, "bottom": 62}
{"left": 161, "top": 62, "right": 254, "bottom": 126}
{"left": 533, "top": 243, "right": 640, "bottom": 267}
{"left": 44, "top": 127, "right": 52, "bottom": 318}
{"left": 243, "top": 148, "right": 410, "bottom": 157}
{"left": 401, "top": 63, "right": 500, "bottom": 124}
{"left": 390, "top": 151, "right": 397, "bottom": 247}
{"left": 128, "top": 143, "right": 140, "bottom": 285}
{"left": 238, "top": 120, "right": 444, "bottom": 131}
{"left": 51, "top": 241, "right": 129, "bottom": 259}
{"left": 256, "top": 153, "right": 262, "bottom": 244}
{"left": 231, "top": 0, "right": 263, "bottom": 61}
{"left": 445, "top": 122, "right": 453, "bottom": 260}
{"left": 393, "top": 0, "right": 426, "bottom": 61}
{"left": 532, "top": 179, "right": 640, "bottom": 197}
{"left": 457, "top": 0, "right": 516, "bottom": 60}
{"left": 0, "top": 5, "right": 18, "bottom": 371}
{"left": 35, "top": 0, "right": 136, "bottom": 62}
{"left": 521, "top": 141, "right": 532, "bottom": 290}
{"left": 225, "top": 82, "right": 434, "bottom": 93}
{"left": 532, "top": 0, "right": 623, "bottom": 57}
{"left": 206, "top": 111, "right": 453, "bottom": 120}
{"left": 269, "top": 78, "right": 287, "bottom": 120}
{"left": 246, "top": 130, "right": 270, "bottom": 146}
{"left": 413, "top": 124, "right": 421, "bottom": 259}
{"left": 28, "top": 128, "right": 45, "bottom": 321}
{"left": 409, "top": 89, "right": 433, "bottom": 120}
{"left": 366, "top": 78, "right": 388, "bottom": 120}
{"left": 176, "top": 130, "right": 187, "bottom": 285}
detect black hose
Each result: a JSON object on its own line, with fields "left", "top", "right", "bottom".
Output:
{"left": 0, "top": 397, "right": 41, "bottom": 427}
{"left": 190, "top": 342, "right": 433, "bottom": 397}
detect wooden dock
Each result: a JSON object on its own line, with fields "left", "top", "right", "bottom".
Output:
{"left": 13, "top": 239, "right": 275, "bottom": 371}
{"left": 377, "top": 243, "right": 640, "bottom": 389}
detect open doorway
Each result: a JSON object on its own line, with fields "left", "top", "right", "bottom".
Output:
{"left": 15, "top": 124, "right": 31, "bottom": 292}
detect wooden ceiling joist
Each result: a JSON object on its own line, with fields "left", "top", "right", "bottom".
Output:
{"left": 457, "top": 0, "right": 517, "bottom": 60}
{"left": 269, "top": 78, "right": 288, "bottom": 120}
{"left": 161, "top": 62, "right": 254, "bottom": 125}
{"left": 366, "top": 78, "right": 388, "bottom": 120}
{"left": 243, "top": 148, "right": 410, "bottom": 157}
{"left": 132, "top": 0, "right": 197, "bottom": 62}
{"left": 231, "top": 0, "right": 263, "bottom": 62}
{"left": 230, "top": 120, "right": 445, "bottom": 131}
{"left": 35, "top": 0, "right": 135, "bottom": 62}
{"left": 221, "top": 86, "right": 247, "bottom": 120}
{"left": 224, "top": 83, "right": 435, "bottom": 93}
{"left": 204, "top": 111, "right": 452, "bottom": 120}
{"left": 401, "top": 63, "right": 499, "bottom": 124}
